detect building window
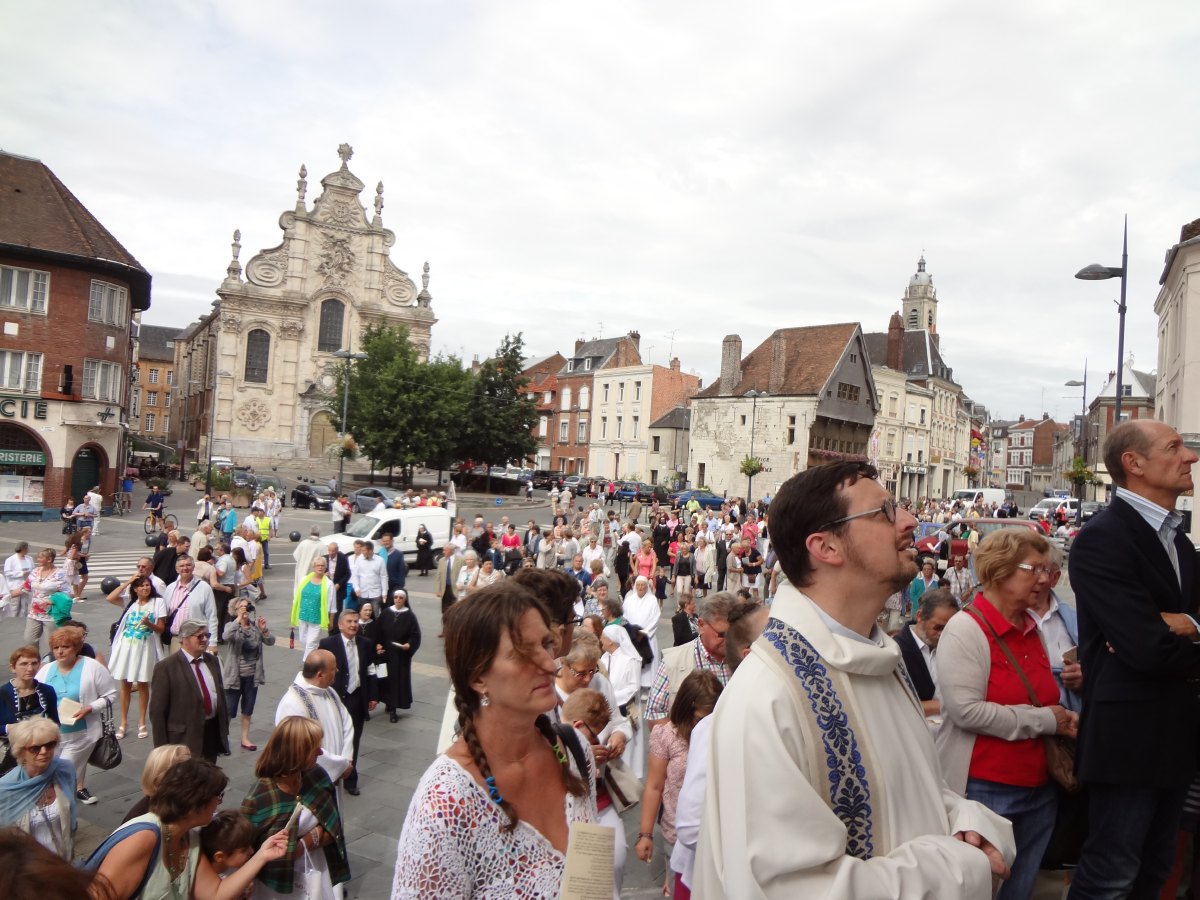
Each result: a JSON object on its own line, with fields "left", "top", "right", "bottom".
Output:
{"left": 652, "top": 436, "right": 661, "bottom": 452}
{"left": 919, "top": 408, "right": 927, "bottom": 425}
{"left": 0, "top": 350, "right": 42, "bottom": 393}
{"left": 787, "top": 415, "right": 797, "bottom": 445}
{"left": 538, "top": 416, "right": 547, "bottom": 438}
{"left": 601, "top": 417, "right": 607, "bottom": 439}
{"left": 146, "top": 392, "right": 158, "bottom": 407}
{"left": 616, "top": 416, "right": 623, "bottom": 439}
{"left": 164, "top": 391, "right": 171, "bottom": 407}
{"left": 0, "top": 266, "right": 49, "bottom": 314}
{"left": 850, "top": 353, "right": 857, "bottom": 363}
{"left": 542, "top": 390, "right": 551, "bottom": 405}
{"left": 618, "top": 383, "right": 625, "bottom": 402}
{"left": 632, "top": 416, "right": 639, "bottom": 439}
{"left": 82, "top": 359, "right": 122, "bottom": 402}
{"left": 887, "top": 432, "right": 895, "bottom": 455}
{"left": 244, "top": 330, "right": 270, "bottom": 383}
{"left": 559, "top": 420, "right": 569, "bottom": 442}
{"left": 561, "top": 387, "right": 572, "bottom": 411}
{"left": 317, "top": 298, "right": 344, "bottom": 352}
{"left": 131, "top": 389, "right": 140, "bottom": 417}
{"left": 577, "top": 419, "right": 587, "bottom": 442}
{"left": 603, "top": 384, "right": 610, "bottom": 403}
{"left": 567, "top": 360, "right": 575, "bottom": 373}
{"left": 908, "top": 309, "right": 918, "bottom": 328}
{"left": 578, "top": 386, "right": 590, "bottom": 410}
{"left": 650, "top": 469, "right": 658, "bottom": 483}
{"left": 148, "top": 368, "right": 160, "bottom": 385}
{"left": 740, "top": 415, "right": 747, "bottom": 426}
{"left": 697, "top": 463, "right": 705, "bottom": 486}
{"left": 1121, "top": 384, "right": 1132, "bottom": 397}
{"left": 145, "top": 413, "right": 156, "bottom": 432}
{"left": 584, "top": 358, "right": 592, "bottom": 371}
{"left": 836, "top": 382, "right": 860, "bottom": 402}
{"left": 88, "top": 280, "right": 127, "bottom": 326}
{"left": 166, "top": 370, "right": 173, "bottom": 386}
{"left": 163, "top": 415, "right": 170, "bottom": 434}
{"left": 634, "top": 381, "right": 642, "bottom": 401}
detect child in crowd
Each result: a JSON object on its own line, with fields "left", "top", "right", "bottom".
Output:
{"left": 200, "top": 810, "right": 258, "bottom": 898}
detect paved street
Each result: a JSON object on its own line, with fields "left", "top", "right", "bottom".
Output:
{"left": 0, "top": 493, "right": 672, "bottom": 897}
{"left": 0, "top": 490, "right": 1076, "bottom": 897}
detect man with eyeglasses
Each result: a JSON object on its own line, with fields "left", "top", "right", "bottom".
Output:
{"left": 149, "top": 619, "right": 229, "bottom": 763}
{"left": 697, "top": 461, "right": 1014, "bottom": 898}
{"left": 643, "top": 591, "right": 735, "bottom": 731}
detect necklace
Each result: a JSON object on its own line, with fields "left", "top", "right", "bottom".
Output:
{"left": 163, "top": 823, "right": 191, "bottom": 885}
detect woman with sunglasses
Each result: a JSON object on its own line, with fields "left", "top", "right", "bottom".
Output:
{"left": 0, "top": 717, "right": 75, "bottom": 857}
{"left": 935, "top": 528, "right": 1079, "bottom": 900}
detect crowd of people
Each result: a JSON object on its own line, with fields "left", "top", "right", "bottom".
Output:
{"left": 3, "top": 417, "right": 1200, "bottom": 899}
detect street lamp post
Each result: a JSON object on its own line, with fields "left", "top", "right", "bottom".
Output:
{"left": 204, "top": 369, "right": 234, "bottom": 495}
{"left": 1075, "top": 215, "right": 1129, "bottom": 423}
{"left": 746, "top": 388, "right": 765, "bottom": 500}
{"left": 1066, "top": 364, "right": 1088, "bottom": 526}
{"left": 333, "top": 343, "right": 369, "bottom": 494}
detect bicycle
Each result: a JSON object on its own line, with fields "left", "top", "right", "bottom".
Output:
{"left": 112, "top": 491, "right": 131, "bottom": 517}
{"left": 143, "top": 511, "right": 178, "bottom": 534}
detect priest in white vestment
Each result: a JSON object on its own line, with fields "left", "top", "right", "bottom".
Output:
{"left": 275, "top": 649, "right": 355, "bottom": 785}
{"left": 697, "top": 462, "right": 1015, "bottom": 899}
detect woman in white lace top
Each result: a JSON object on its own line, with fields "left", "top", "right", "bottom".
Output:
{"left": 392, "top": 581, "right": 597, "bottom": 899}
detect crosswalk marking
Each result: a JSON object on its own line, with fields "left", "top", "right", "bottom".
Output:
{"left": 82, "top": 549, "right": 148, "bottom": 580}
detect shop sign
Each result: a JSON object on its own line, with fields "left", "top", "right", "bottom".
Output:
{"left": 0, "top": 450, "right": 45, "bottom": 465}
{"left": 0, "top": 395, "right": 48, "bottom": 420}
{"left": 902, "top": 464, "right": 927, "bottom": 475}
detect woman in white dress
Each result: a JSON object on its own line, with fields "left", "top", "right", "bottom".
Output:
{"left": 2, "top": 542, "right": 33, "bottom": 619}
{"left": 394, "top": 581, "right": 596, "bottom": 898}
{"left": 106, "top": 574, "right": 167, "bottom": 739}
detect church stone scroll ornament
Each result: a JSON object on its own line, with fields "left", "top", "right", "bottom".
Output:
{"left": 383, "top": 260, "right": 417, "bottom": 306}
{"left": 236, "top": 397, "right": 273, "bottom": 432}
{"left": 246, "top": 244, "right": 289, "bottom": 288}
{"left": 280, "top": 320, "right": 305, "bottom": 339}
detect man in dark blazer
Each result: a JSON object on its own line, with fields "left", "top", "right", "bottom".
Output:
{"left": 149, "top": 619, "right": 229, "bottom": 763}
{"left": 434, "top": 543, "right": 464, "bottom": 633}
{"left": 1068, "top": 420, "right": 1200, "bottom": 897}
{"left": 324, "top": 541, "right": 352, "bottom": 631}
{"left": 714, "top": 530, "right": 730, "bottom": 592}
{"left": 319, "top": 610, "right": 378, "bottom": 796}
{"left": 892, "top": 587, "right": 957, "bottom": 717}
{"left": 378, "top": 532, "right": 408, "bottom": 608}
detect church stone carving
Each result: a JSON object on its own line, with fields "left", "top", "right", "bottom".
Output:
{"left": 246, "top": 243, "right": 289, "bottom": 288}
{"left": 317, "top": 233, "right": 356, "bottom": 284}
{"left": 236, "top": 397, "right": 272, "bottom": 431}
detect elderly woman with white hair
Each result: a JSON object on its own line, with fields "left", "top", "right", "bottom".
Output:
{"left": 0, "top": 717, "right": 76, "bottom": 857}
{"left": 455, "top": 550, "right": 480, "bottom": 596}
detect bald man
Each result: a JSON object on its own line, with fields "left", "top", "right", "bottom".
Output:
{"left": 274, "top": 649, "right": 355, "bottom": 787}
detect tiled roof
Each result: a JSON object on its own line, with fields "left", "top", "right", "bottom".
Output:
{"left": 650, "top": 406, "right": 691, "bottom": 429}
{"left": 558, "top": 337, "right": 625, "bottom": 375}
{"left": 136, "top": 323, "right": 184, "bottom": 362}
{"left": 696, "top": 323, "right": 860, "bottom": 398}
{"left": 862, "top": 329, "right": 956, "bottom": 384}
{"left": 0, "top": 151, "right": 151, "bottom": 309}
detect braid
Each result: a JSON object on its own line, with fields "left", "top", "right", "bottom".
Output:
{"left": 454, "top": 693, "right": 519, "bottom": 833}
{"left": 534, "top": 715, "right": 588, "bottom": 798}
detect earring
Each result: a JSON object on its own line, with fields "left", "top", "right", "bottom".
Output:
{"left": 480, "top": 692, "right": 490, "bottom": 708}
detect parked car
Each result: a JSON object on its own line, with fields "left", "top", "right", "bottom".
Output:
{"left": 332, "top": 507, "right": 454, "bottom": 563}
{"left": 670, "top": 488, "right": 726, "bottom": 511}
{"left": 614, "top": 481, "right": 669, "bottom": 503}
{"left": 532, "top": 470, "right": 562, "bottom": 489}
{"left": 1028, "top": 498, "right": 1079, "bottom": 522}
{"left": 291, "top": 484, "right": 335, "bottom": 510}
{"left": 254, "top": 474, "right": 286, "bottom": 506}
{"left": 1081, "top": 500, "right": 1105, "bottom": 521}
{"left": 231, "top": 469, "right": 257, "bottom": 490}
{"left": 348, "top": 486, "right": 403, "bottom": 514}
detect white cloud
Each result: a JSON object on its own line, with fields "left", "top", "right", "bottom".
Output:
{"left": 3, "top": 0, "right": 1198, "bottom": 423}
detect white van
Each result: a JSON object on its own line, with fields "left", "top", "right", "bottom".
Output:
{"left": 950, "top": 489, "right": 1008, "bottom": 509}
{"left": 330, "top": 507, "right": 453, "bottom": 562}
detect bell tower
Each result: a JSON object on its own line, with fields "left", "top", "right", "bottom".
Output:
{"left": 903, "top": 254, "right": 938, "bottom": 334}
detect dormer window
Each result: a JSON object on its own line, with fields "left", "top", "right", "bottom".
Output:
{"left": 584, "top": 358, "right": 592, "bottom": 371}
{"left": 567, "top": 360, "right": 575, "bottom": 372}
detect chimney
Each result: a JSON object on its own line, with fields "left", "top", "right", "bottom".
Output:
{"left": 471, "top": 354, "right": 481, "bottom": 374}
{"left": 887, "top": 312, "right": 903, "bottom": 369}
{"left": 1042, "top": 412, "right": 1050, "bottom": 420}
{"left": 669, "top": 357, "right": 680, "bottom": 372}
{"left": 627, "top": 330, "right": 640, "bottom": 352}
{"left": 768, "top": 332, "right": 786, "bottom": 393}
{"left": 575, "top": 338, "right": 585, "bottom": 353}
{"left": 1018, "top": 415, "right": 1025, "bottom": 423}
{"left": 720, "top": 334, "right": 742, "bottom": 396}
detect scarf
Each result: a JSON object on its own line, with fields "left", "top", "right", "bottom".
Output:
{"left": 0, "top": 756, "right": 76, "bottom": 832}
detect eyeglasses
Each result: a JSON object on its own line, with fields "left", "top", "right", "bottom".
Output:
{"left": 700, "top": 619, "right": 726, "bottom": 639}
{"left": 566, "top": 664, "right": 598, "bottom": 679}
{"left": 28, "top": 740, "right": 59, "bottom": 755}
{"left": 564, "top": 615, "right": 584, "bottom": 628}
{"left": 1016, "top": 563, "right": 1055, "bottom": 576}
{"left": 818, "top": 498, "right": 898, "bottom": 531}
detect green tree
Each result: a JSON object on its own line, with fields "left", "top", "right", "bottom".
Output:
{"left": 456, "top": 334, "right": 538, "bottom": 478}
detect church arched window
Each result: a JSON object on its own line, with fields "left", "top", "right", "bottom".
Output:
{"left": 907, "top": 309, "right": 918, "bottom": 328}
{"left": 244, "top": 329, "right": 270, "bottom": 383}
{"left": 927, "top": 311, "right": 934, "bottom": 328}
{"left": 318, "top": 299, "right": 344, "bottom": 352}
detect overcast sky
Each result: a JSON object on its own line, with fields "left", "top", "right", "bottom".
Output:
{"left": 4, "top": 0, "right": 1198, "bottom": 422}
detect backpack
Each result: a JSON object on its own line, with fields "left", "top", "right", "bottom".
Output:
{"left": 622, "top": 622, "right": 655, "bottom": 669}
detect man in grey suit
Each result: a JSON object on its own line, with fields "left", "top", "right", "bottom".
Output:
{"left": 435, "top": 543, "right": 463, "bottom": 635}
{"left": 149, "top": 619, "right": 229, "bottom": 763}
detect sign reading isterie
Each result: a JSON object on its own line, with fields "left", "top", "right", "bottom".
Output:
{"left": 0, "top": 396, "right": 48, "bottom": 421}
{"left": 0, "top": 450, "right": 45, "bottom": 465}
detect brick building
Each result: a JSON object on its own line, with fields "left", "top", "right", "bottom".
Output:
{"left": 1005, "top": 414, "right": 1067, "bottom": 493}
{"left": 551, "top": 332, "right": 643, "bottom": 475}
{"left": 131, "top": 323, "right": 181, "bottom": 447}
{"left": 521, "top": 352, "right": 566, "bottom": 470}
{"left": 0, "top": 151, "right": 151, "bottom": 518}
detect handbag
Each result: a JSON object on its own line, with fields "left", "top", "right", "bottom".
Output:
{"left": 963, "top": 605, "right": 1079, "bottom": 792}
{"left": 602, "top": 756, "right": 643, "bottom": 813}
{"left": 88, "top": 697, "right": 123, "bottom": 771}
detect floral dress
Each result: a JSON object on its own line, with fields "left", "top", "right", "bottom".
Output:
{"left": 28, "top": 568, "right": 70, "bottom": 625}
{"left": 108, "top": 597, "right": 167, "bottom": 683}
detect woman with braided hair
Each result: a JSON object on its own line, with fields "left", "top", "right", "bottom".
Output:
{"left": 393, "top": 580, "right": 597, "bottom": 898}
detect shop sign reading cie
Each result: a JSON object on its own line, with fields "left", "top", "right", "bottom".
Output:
{"left": 0, "top": 395, "right": 48, "bottom": 421}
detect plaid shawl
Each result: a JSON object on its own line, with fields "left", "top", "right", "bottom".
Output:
{"left": 241, "top": 766, "right": 349, "bottom": 892}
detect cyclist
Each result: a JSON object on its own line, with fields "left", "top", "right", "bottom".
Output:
{"left": 143, "top": 485, "right": 166, "bottom": 530}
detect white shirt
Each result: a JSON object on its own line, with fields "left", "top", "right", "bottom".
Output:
{"left": 344, "top": 636, "right": 360, "bottom": 694}
{"left": 351, "top": 554, "right": 387, "bottom": 598}
{"left": 4, "top": 553, "right": 32, "bottom": 594}
{"left": 581, "top": 542, "right": 607, "bottom": 575}
{"left": 276, "top": 673, "right": 355, "bottom": 783}
{"left": 1028, "top": 596, "right": 1074, "bottom": 668}
{"left": 908, "top": 624, "right": 938, "bottom": 689}
{"left": 620, "top": 530, "right": 642, "bottom": 555}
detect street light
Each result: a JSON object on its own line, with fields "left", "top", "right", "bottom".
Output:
{"left": 333, "top": 343, "right": 369, "bottom": 494}
{"left": 745, "top": 388, "right": 766, "bottom": 500}
{"left": 1075, "top": 216, "right": 1129, "bottom": 423}
{"left": 1066, "top": 365, "right": 1088, "bottom": 526}
{"left": 204, "top": 368, "right": 234, "bottom": 495}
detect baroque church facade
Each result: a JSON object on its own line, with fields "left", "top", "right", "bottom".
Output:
{"left": 172, "top": 145, "right": 435, "bottom": 467}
